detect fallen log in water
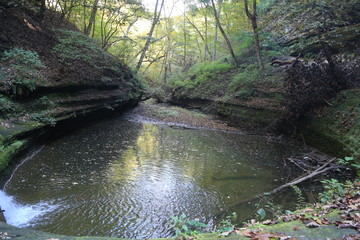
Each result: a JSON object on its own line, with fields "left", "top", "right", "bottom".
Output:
{"left": 215, "top": 158, "right": 341, "bottom": 218}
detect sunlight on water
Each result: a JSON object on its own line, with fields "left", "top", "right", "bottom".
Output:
{"left": 1, "top": 113, "right": 310, "bottom": 238}
{"left": 0, "top": 190, "right": 56, "bottom": 227}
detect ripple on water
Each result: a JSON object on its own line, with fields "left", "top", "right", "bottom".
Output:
{"left": 1, "top": 115, "right": 310, "bottom": 239}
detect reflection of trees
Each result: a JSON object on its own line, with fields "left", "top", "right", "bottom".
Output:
{"left": 108, "top": 123, "right": 158, "bottom": 182}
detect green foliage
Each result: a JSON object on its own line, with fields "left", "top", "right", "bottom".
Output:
{"left": 170, "top": 213, "right": 207, "bottom": 239}
{"left": 154, "top": 109, "right": 179, "bottom": 118}
{"left": 258, "top": 0, "right": 278, "bottom": 14}
{"left": 234, "top": 31, "right": 255, "bottom": 58}
{"left": 255, "top": 197, "right": 284, "bottom": 220}
{"left": 52, "top": 29, "right": 123, "bottom": 75}
{"left": 147, "top": 86, "right": 169, "bottom": 103}
{"left": 318, "top": 179, "right": 350, "bottom": 203}
{"left": 31, "top": 110, "right": 57, "bottom": 127}
{"left": 169, "top": 61, "right": 232, "bottom": 89}
{"left": 0, "top": 48, "right": 44, "bottom": 96}
{"left": 217, "top": 212, "right": 237, "bottom": 233}
{"left": 34, "top": 96, "right": 52, "bottom": 108}
{"left": 0, "top": 94, "right": 16, "bottom": 115}
{"left": 291, "top": 185, "right": 306, "bottom": 209}
{"left": 229, "top": 64, "right": 260, "bottom": 98}
{"left": 338, "top": 156, "right": 360, "bottom": 170}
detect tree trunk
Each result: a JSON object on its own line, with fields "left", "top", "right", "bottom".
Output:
{"left": 186, "top": 16, "right": 211, "bottom": 59}
{"left": 183, "top": 1, "right": 187, "bottom": 66}
{"left": 211, "top": 0, "right": 238, "bottom": 67}
{"left": 204, "top": 14, "right": 209, "bottom": 60}
{"left": 244, "top": 0, "right": 264, "bottom": 71}
{"left": 212, "top": 0, "right": 221, "bottom": 61}
{"left": 135, "top": 0, "right": 165, "bottom": 73}
{"left": 85, "top": 0, "right": 99, "bottom": 36}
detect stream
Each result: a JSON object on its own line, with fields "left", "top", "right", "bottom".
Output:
{"left": 0, "top": 109, "right": 316, "bottom": 239}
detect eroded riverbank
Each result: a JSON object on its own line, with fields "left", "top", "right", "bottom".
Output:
{"left": 0, "top": 101, "right": 321, "bottom": 239}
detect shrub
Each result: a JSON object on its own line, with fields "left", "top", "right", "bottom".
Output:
{"left": 0, "top": 48, "right": 45, "bottom": 96}
{"left": 52, "top": 29, "right": 122, "bottom": 73}
{"left": 229, "top": 64, "right": 260, "bottom": 97}
{"left": 170, "top": 214, "right": 207, "bottom": 239}
{"left": 169, "top": 60, "right": 233, "bottom": 89}
{"left": 0, "top": 94, "right": 16, "bottom": 115}
{"left": 31, "top": 110, "right": 57, "bottom": 126}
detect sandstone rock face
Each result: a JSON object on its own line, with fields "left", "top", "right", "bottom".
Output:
{"left": 0, "top": 3, "right": 142, "bottom": 172}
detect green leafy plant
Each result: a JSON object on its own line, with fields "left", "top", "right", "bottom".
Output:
{"left": 229, "top": 64, "right": 260, "bottom": 98}
{"left": 0, "top": 95, "right": 16, "bottom": 115}
{"left": 217, "top": 212, "right": 237, "bottom": 233}
{"left": 255, "top": 197, "right": 284, "bottom": 220}
{"left": 291, "top": 185, "right": 306, "bottom": 209}
{"left": 338, "top": 156, "right": 360, "bottom": 170}
{"left": 31, "top": 110, "right": 57, "bottom": 127}
{"left": 319, "top": 179, "right": 346, "bottom": 203}
{"left": 52, "top": 29, "right": 121, "bottom": 72}
{"left": 0, "top": 48, "right": 45, "bottom": 96}
{"left": 169, "top": 60, "right": 232, "bottom": 89}
{"left": 170, "top": 213, "right": 207, "bottom": 239}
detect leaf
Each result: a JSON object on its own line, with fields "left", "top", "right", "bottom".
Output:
{"left": 292, "top": 226, "right": 300, "bottom": 231}
{"left": 257, "top": 208, "right": 266, "bottom": 220}
{"left": 219, "top": 229, "right": 234, "bottom": 237}
{"left": 306, "top": 221, "right": 321, "bottom": 228}
{"left": 262, "top": 219, "right": 273, "bottom": 225}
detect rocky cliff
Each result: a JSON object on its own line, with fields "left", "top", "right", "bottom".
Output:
{"left": 0, "top": 2, "right": 143, "bottom": 172}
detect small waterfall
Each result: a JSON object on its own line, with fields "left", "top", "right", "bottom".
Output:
{"left": 0, "top": 190, "right": 55, "bottom": 227}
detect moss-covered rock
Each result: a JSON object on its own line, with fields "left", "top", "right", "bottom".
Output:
{"left": 302, "top": 89, "right": 360, "bottom": 159}
{"left": 170, "top": 64, "right": 285, "bottom": 130}
{"left": 0, "top": 140, "right": 26, "bottom": 171}
{"left": 0, "top": 2, "right": 142, "bottom": 173}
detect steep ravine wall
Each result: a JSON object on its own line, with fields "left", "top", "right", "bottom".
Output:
{"left": 0, "top": 3, "right": 143, "bottom": 173}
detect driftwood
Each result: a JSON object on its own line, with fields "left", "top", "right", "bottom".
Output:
{"left": 270, "top": 157, "right": 337, "bottom": 194}
{"left": 0, "top": 207, "right": 6, "bottom": 223}
{"left": 215, "top": 158, "right": 340, "bottom": 218}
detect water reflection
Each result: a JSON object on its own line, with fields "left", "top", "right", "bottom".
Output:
{"left": 2, "top": 117, "right": 307, "bottom": 239}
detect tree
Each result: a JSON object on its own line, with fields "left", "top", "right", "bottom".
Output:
{"left": 210, "top": 0, "right": 238, "bottom": 66}
{"left": 244, "top": 0, "right": 264, "bottom": 70}
{"left": 84, "top": 0, "right": 99, "bottom": 35}
{"left": 135, "top": 0, "right": 165, "bottom": 73}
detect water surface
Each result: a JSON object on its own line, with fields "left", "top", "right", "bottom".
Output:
{"left": 2, "top": 113, "right": 309, "bottom": 239}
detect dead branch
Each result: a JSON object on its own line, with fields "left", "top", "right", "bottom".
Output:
{"left": 215, "top": 158, "right": 341, "bottom": 218}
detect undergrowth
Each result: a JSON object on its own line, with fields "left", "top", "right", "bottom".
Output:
{"left": 0, "top": 140, "right": 26, "bottom": 171}
{"left": 170, "top": 213, "right": 207, "bottom": 239}
{"left": 31, "top": 110, "right": 57, "bottom": 126}
{"left": 52, "top": 29, "right": 124, "bottom": 78}
{"left": 0, "top": 48, "right": 45, "bottom": 96}
{"left": 168, "top": 60, "right": 232, "bottom": 89}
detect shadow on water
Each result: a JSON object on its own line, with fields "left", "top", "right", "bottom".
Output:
{"left": 0, "top": 112, "right": 315, "bottom": 239}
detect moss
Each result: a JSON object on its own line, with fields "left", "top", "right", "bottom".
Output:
{"left": 0, "top": 140, "right": 26, "bottom": 171}
{"left": 304, "top": 89, "right": 360, "bottom": 158}
{"left": 215, "top": 102, "right": 281, "bottom": 129}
